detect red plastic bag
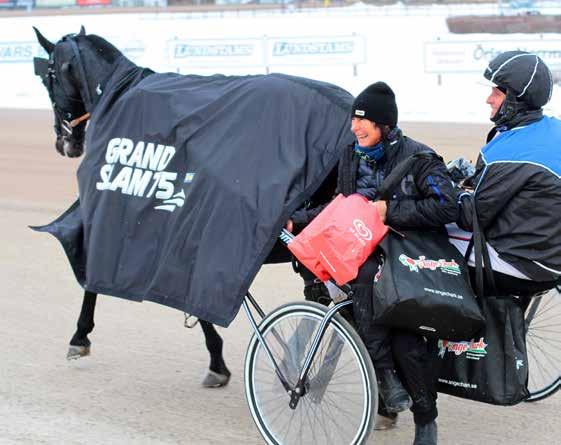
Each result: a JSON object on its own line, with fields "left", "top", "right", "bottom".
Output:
{"left": 287, "top": 195, "right": 345, "bottom": 281}
{"left": 289, "top": 194, "right": 388, "bottom": 284}
{"left": 309, "top": 194, "right": 388, "bottom": 284}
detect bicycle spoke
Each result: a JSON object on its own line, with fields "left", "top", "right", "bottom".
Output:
{"left": 318, "top": 392, "right": 353, "bottom": 443}
{"left": 527, "top": 340, "right": 559, "bottom": 394}
{"left": 529, "top": 339, "right": 560, "bottom": 372}
{"left": 528, "top": 324, "right": 561, "bottom": 334}
{"left": 527, "top": 343, "right": 552, "bottom": 389}
{"left": 534, "top": 295, "right": 558, "bottom": 317}
{"left": 300, "top": 398, "right": 323, "bottom": 444}
{"left": 529, "top": 312, "right": 561, "bottom": 328}
{"left": 528, "top": 333, "right": 561, "bottom": 352}
{"left": 322, "top": 389, "right": 364, "bottom": 425}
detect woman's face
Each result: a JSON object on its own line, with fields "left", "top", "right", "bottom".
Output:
{"left": 351, "top": 117, "right": 382, "bottom": 147}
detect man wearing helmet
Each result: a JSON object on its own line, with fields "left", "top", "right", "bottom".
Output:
{"left": 457, "top": 51, "right": 561, "bottom": 295}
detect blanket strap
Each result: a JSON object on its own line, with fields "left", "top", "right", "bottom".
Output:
{"left": 69, "top": 112, "right": 91, "bottom": 128}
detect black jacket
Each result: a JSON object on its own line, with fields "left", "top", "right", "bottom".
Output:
{"left": 292, "top": 130, "right": 458, "bottom": 230}
{"left": 458, "top": 117, "right": 561, "bottom": 282}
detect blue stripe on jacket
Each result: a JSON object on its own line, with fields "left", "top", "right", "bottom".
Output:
{"left": 427, "top": 175, "right": 446, "bottom": 204}
{"left": 481, "top": 116, "right": 561, "bottom": 178}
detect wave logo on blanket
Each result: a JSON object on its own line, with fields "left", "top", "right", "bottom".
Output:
{"left": 96, "top": 138, "right": 186, "bottom": 212}
{"left": 399, "top": 254, "right": 461, "bottom": 276}
{"left": 437, "top": 338, "right": 488, "bottom": 360}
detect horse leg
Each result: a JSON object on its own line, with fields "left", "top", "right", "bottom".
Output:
{"left": 67, "top": 291, "right": 97, "bottom": 360}
{"left": 199, "top": 320, "right": 231, "bottom": 388}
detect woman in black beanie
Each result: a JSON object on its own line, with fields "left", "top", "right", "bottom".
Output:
{"left": 290, "top": 81, "right": 458, "bottom": 445}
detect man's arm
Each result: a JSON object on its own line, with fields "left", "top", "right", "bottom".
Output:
{"left": 457, "top": 162, "right": 528, "bottom": 231}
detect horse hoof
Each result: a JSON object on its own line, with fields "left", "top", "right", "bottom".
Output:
{"left": 67, "top": 345, "right": 91, "bottom": 360}
{"left": 202, "top": 370, "right": 230, "bottom": 388}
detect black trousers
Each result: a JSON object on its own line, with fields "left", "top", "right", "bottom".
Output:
{"left": 298, "top": 257, "right": 439, "bottom": 425}
{"left": 297, "top": 259, "right": 390, "bottom": 364}
{"left": 352, "top": 255, "right": 394, "bottom": 369}
{"left": 354, "top": 255, "right": 438, "bottom": 425}
{"left": 392, "top": 332, "right": 439, "bottom": 425}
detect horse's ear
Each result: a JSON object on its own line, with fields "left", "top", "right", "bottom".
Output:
{"left": 79, "top": 25, "right": 86, "bottom": 36}
{"left": 33, "top": 27, "right": 55, "bottom": 54}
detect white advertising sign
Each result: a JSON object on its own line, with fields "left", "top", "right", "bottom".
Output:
{"left": 0, "top": 41, "right": 47, "bottom": 64}
{"left": 425, "top": 40, "right": 561, "bottom": 73}
{"left": 266, "top": 35, "right": 366, "bottom": 66}
{"left": 167, "top": 38, "right": 264, "bottom": 68}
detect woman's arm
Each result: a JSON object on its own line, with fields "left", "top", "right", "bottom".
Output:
{"left": 385, "top": 156, "right": 459, "bottom": 229}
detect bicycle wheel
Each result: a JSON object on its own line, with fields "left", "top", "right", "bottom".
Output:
{"left": 245, "top": 301, "right": 377, "bottom": 445}
{"left": 525, "top": 288, "right": 561, "bottom": 402}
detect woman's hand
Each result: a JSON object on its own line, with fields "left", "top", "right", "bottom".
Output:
{"left": 370, "top": 200, "right": 387, "bottom": 222}
{"left": 285, "top": 219, "right": 294, "bottom": 232}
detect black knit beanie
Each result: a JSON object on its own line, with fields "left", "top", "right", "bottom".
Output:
{"left": 351, "top": 81, "right": 398, "bottom": 127}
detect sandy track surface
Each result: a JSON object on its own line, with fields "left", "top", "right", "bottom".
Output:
{"left": 0, "top": 108, "right": 558, "bottom": 445}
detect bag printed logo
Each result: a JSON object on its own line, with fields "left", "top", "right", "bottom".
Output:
{"left": 345, "top": 217, "right": 374, "bottom": 248}
{"left": 352, "top": 219, "right": 373, "bottom": 242}
{"left": 96, "top": 137, "right": 189, "bottom": 213}
{"left": 399, "top": 254, "right": 461, "bottom": 275}
{"left": 437, "top": 338, "right": 488, "bottom": 360}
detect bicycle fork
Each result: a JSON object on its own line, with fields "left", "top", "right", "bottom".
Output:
{"left": 243, "top": 293, "right": 353, "bottom": 409}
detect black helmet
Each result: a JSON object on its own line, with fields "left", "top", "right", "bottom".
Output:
{"left": 484, "top": 51, "right": 553, "bottom": 110}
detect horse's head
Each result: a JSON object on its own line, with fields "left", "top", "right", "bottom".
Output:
{"left": 33, "top": 27, "right": 90, "bottom": 158}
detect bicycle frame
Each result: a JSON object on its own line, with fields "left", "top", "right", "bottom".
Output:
{"left": 242, "top": 228, "right": 355, "bottom": 409}
{"left": 243, "top": 292, "right": 291, "bottom": 393}
{"left": 243, "top": 293, "right": 353, "bottom": 409}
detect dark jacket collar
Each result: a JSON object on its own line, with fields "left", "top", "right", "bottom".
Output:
{"left": 486, "top": 110, "right": 544, "bottom": 143}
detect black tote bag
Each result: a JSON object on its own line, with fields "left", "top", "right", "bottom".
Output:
{"left": 371, "top": 230, "right": 485, "bottom": 341}
{"left": 436, "top": 295, "right": 529, "bottom": 405}
{"left": 436, "top": 206, "right": 530, "bottom": 405}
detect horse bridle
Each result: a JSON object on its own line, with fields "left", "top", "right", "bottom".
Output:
{"left": 34, "top": 34, "right": 92, "bottom": 140}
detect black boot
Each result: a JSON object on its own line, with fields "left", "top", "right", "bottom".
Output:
{"left": 374, "top": 398, "right": 399, "bottom": 430}
{"left": 377, "top": 368, "right": 412, "bottom": 413}
{"left": 413, "top": 420, "right": 437, "bottom": 445}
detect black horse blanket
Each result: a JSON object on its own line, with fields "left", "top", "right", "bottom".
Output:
{"left": 35, "top": 59, "right": 354, "bottom": 326}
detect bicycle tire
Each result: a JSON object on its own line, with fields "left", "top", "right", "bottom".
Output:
{"left": 525, "top": 289, "right": 561, "bottom": 402}
{"left": 244, "top": 301, "right": 377, "bottom": 445}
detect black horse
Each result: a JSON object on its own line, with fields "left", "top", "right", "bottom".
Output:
{"left": 33, "top": 26, "right": 231, "bottom": 388}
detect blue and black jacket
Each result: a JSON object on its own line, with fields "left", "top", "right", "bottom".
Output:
{"left": 459, "top": 116, "right": 561, "bottom": 281}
